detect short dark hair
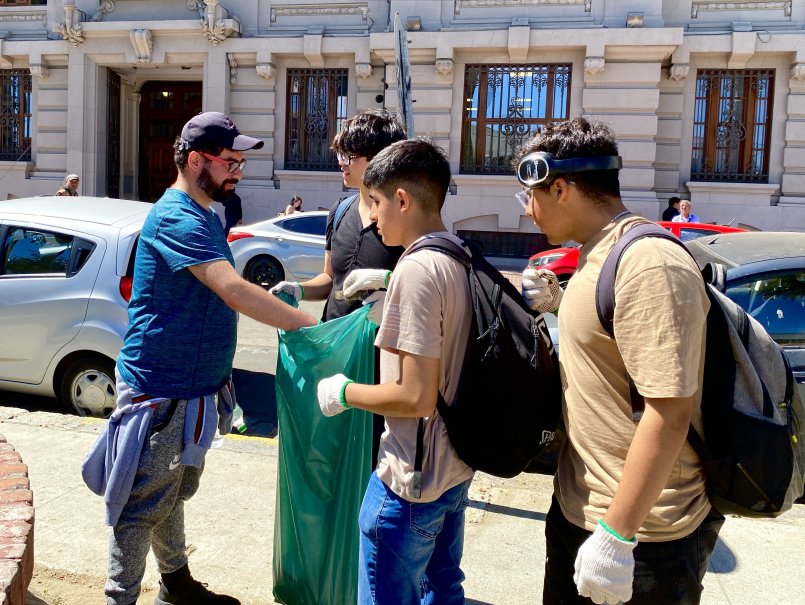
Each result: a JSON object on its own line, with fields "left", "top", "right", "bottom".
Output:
{"left": 668, "top": 196, "right": 680, "bottom": 207}
{"left": 363, "top": 138, "right": 450, "bottom": 212}
{"left": 514, "top": 117, "right": 621, "bottom": 203}
{"left": 173, "top": 137, "right": 223, "bottom": 171}
{"left": 331, "top": 109, "right": 407, "bottom": 160}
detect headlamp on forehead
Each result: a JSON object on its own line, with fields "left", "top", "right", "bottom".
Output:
{"left": 516, "top": 151, "right": 622, "bottom": 188}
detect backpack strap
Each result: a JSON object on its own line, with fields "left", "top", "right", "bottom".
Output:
{"left": 596, "top": 222, "right": 685, "bottom": 338}
{"left": 595, "top": 222, "right": 688, "bottom": 422}
{"left": 404, "top": 234, "right": 472, "bottom": 267}
{"left": 333, "top": 194, "right": 358, "bottom": 232}
{"left": 406, "top": 234, "right": 473, "bottom": 487}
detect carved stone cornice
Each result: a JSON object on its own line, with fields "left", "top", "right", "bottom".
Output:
{"left": 90, "top": 1, "right": 115, "bottom": 22}
{"left": 791, "top": 63, "right": 805, "bottom": 81}
{"left": 584, "top": 57, "right": 605, "bottom": 75}
{"left": 691, "top": 1, "right": 791, "bottom": 19}
{"left": 256, "top": 62, "right": 276, "bottom": 80}
{"left": 129, "top": 29, "right": 153, "bottom": 63}
{"left": 435, "top": 59, "right": 454, "bottom": 76}
{"left": 270, "top": 2, "right": 370, "bottom": 23}
{"left": 54, "top": 1, "right": 85, "bottom": 47}
{"left": 30, "top": 63, "right": 49, "bottom": 80}
{"left": 669, "top": 63, "right": 689, "bottom": 81}
{"left": 228, "top": 53, "right": 238, "bottom": 85}
{"left": 454, "top": 0, "right": 591, "bottom": 14}
{"left": 355, "top": 62, "right": 373, "bottom": 79}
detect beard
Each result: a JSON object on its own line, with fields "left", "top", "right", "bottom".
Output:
{"left": 197, "top": 165, "right": 237, "bottom": 202}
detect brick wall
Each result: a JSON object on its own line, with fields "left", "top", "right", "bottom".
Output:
{"left": 0, "top": 436, "right": 33, "bottom": 605}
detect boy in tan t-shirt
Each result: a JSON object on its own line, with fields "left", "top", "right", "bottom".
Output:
{"left": 316, "top": 139, "right": 474, "bottom": 604}
{"left": 515, "top": 118, "right": 723, "bottom": 605}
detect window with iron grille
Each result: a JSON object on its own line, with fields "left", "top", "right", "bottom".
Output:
{"left": 0, "top": 69, "right": 31, "bottom": 162}
{"left": 285, "top": 68, "right": 348, "bottom": 171}
{"left": 460, "top": 64, "right": 571, "bottom": 175}
{"left": 691, "top": 69, "right": 774, "bottom": 183}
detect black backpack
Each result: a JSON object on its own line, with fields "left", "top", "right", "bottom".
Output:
{"left": 596, "top": 222, "right": 805, "bottom": 517}
{"left": 406, "top": 235, "right": 562, "bottom": 480}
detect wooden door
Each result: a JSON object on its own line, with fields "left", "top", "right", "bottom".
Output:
{"left": 138, "top": 82, "right": 202, "bottom": 202}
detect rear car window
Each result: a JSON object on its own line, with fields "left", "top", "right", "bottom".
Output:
{"left": 725, "top": 270, "right": 805, "bottom": 346}
{"left": 277, "top": 215, "right": 327, "bottom": 236}
{"left": 0, "top": 226, "right": 94, "bottom": 277}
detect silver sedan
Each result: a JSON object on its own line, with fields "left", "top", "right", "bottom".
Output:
{"left": 228, "top": 211, "right": 328, "bottom": 289}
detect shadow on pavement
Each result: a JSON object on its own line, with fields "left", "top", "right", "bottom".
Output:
{"left": 232, "top": 368, "right": 278, "bottom": 437}
{"left": 469, "top": 500, "right": 547, "bottom": 522}
{"left": 466, "top": 600, "right": 494, "bottom": 605}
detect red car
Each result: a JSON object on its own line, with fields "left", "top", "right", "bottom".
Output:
{"left": 527, "top": 222, "right": 748, "bottom": 286}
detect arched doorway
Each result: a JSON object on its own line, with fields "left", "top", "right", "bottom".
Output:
{"left": 138, "top": 82, "right": 202, "bottom": 202}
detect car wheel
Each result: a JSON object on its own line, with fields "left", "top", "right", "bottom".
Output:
{"left": 557, "top": 274, "right": 572, "bottom": 288}
{"left": 244, "top": 255, "right": 285, "bottom": 289}
{"left": 59, "top": 357, "right": 117, "bottom": 418}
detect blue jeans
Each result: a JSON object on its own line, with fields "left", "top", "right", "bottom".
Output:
{"left": 358, "top": 472, "right": 472, "bottom": 605}
{"left": 543, "top": 496, "right": 724, "bottom": 605}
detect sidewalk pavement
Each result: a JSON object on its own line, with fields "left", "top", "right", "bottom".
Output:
{"left": 0, "top": 406, "right": 803, "bottom": 605}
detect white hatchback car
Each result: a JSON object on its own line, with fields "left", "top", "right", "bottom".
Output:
{"left": 228, "top": 211, "right": 328, "bottom": 288}
{"left": 0, "top": 197, "right": 151, "bottom": 417}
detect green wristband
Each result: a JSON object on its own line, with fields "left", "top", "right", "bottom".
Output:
{"left": 383, "top": 271, "right": 391, "bottom": 288}
{"left": 599, "top": 520, "right": 636, "bottom": 543}
{"left": 296, "top": 282, "right": 305, "bottom": 301}
{"left": 339, "top": 379, "right": 354, "bottom": 409}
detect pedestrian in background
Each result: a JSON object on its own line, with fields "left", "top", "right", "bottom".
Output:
{"left": 56, "top": 173, "right": 80, "bottom": 196}
{"left": 222, "top": 192, "right": 242, "bottom": 235}
{"left": 661, "top": 196, "right": 680, "bottom": 221}
{"left": 317, "top": 139, "right": 474, "bottom": 604}
{"left": 82, "top": 112, "right": 316, "bottom": 605}
{"left": 516, "top": 118, "right": 723, "bottom": 605}
{"left": 283, "top": 195, "right": 303, "bottom": 215}
{"left": 672, "top": 199, "right": 700, "bottom": 223}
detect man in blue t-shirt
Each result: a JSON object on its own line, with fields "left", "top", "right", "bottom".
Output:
{"left": 104, "top": 113, "right": 317, "bottom": 605}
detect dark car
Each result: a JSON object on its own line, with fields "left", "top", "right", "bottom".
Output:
{"left": 685, "top": 231, "right": 805, "bottom": 403}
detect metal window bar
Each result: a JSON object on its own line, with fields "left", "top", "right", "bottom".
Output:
{"left": 0, "top": 69, "right": 32, "bottom": 162}
{"left": 460, "top": 64, "right": 571, "bottom": 175}
{"left": 691, "top": 69, "right": 773, "bottom": 183}
{"left": 285, "top": 68, "right": 348, "bottom": 171}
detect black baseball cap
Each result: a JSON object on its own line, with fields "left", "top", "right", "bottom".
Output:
{"left": 180, "top": 112, "right": 264, "bottom": 151}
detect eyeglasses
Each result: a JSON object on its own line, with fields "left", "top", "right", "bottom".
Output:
{"left": 516, "top": 151, "right": 622, "bottom": 189}
{"left": 515, "top": 189, "right": 531, "bottom": 209}
{"left": 336, "top": 151, "right": 363, "bottom": 165}
{"left": 197, "top": 151, "right": 246, "bottom": 173}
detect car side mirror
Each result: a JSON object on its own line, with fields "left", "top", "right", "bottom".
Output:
{"left": 701, "top": 262, "right": 727, "bottom": 292}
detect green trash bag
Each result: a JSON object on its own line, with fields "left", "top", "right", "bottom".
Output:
{"left": 273, "top": 304, "right": 375, "bottom": 605}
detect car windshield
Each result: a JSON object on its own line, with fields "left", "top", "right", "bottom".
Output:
{"left": 724, "top": 269, "right": 805, "bottom": 346}
{"left": 529, "top": 253, "right": 565, "bottom": 268}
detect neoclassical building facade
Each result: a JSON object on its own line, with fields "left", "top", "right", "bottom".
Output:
{"left": 1, "top": 0, "right": 804, "bottom": 255}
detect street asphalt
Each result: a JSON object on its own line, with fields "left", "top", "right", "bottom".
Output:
{"left": 0, "top": 301, "right": 803, "bottom": 604}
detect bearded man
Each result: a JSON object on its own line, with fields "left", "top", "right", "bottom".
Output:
{"left": 83, "top": 112, "right": 316, "bottom": 605}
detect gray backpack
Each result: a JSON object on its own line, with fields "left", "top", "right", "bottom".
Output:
{"left": 597, "top": 222, "right": 805, "bottom": 517}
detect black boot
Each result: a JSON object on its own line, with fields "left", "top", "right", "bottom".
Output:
{"left": 154, "top": 564, "right": 240, "bottom": 605}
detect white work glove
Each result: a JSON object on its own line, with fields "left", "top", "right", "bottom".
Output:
{"left": 343, "top": 269, "right": 390, "bottom": 299}
{"left": 522, "top": 268, "right": 563, "bottom": 313}
{"left": 573, "top": 522, "right": 637, "bottom": 605}
{"left": 269, "top": 281, "right": 303, "bottom": 304}
{"left": 363, "top": 291, "right": 385, "bottom": 327}
{"left": 316, "top": 373, "right": 354, "bottom": 417}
